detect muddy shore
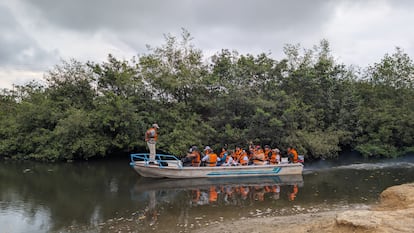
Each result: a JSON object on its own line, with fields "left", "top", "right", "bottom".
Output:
{"left": 193, "top": 183, "right": 414, "bottom": 233}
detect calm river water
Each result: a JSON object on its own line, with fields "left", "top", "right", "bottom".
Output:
{"left": 1, "top": 153, "right": 414, "bottom": 233}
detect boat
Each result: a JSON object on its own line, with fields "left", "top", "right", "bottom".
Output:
{"left": 130, "top": 153, "right": 303, "bottom": 178}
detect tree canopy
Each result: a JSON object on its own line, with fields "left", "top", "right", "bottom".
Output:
{"left": 1, "top": 31, "right": 413, "bottom": 161}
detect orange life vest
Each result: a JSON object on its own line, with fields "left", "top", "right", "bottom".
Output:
{"left": 270, "top": 152, "right": 280, "bottom": 164}
{"left": 191, "top": 151, "right": 201, "bottom": 166}
{"left": 206, "top": 153, "right": 218, "bottom": 167}
{"left": 239, "top": 151, "right": 249, "bottom": 165}
{"left": 253, "top": 149, "right": 266, "bottom": 165}
{"left": 288, "top": 148, "right": 298, "bottom": 163}
{"left": 145, "top": 127, "right": 158, "bottom": 141}
{"left": 234, "top": 148, "right": 242, "bottom": 162}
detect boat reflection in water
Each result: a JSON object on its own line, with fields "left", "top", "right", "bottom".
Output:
{"left": 130, "top": 175, "right": 303, "bottom": 230}
{"left": 134, "top": 174, "right": 303, "bottom": 192}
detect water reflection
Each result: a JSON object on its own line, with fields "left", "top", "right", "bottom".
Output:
{"left": 0, "top": 160, "right": 136, "bottom": 233}
{"left": 127, "top": 176, "right": 304, "bottom": 231}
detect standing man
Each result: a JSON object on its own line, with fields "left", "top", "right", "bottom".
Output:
{"left": 145, "top": 123, "right": 159, "bottom": 163}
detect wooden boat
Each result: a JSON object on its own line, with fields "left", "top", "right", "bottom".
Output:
{"left": 130, "top": 153, "right": 303, "bottom": 179}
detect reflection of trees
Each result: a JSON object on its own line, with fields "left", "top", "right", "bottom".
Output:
{"left": 131, "top": 183, "right": 296, "bottom": 232}
{"left": 0, "top": 160, "right": 138, "bottom": 232}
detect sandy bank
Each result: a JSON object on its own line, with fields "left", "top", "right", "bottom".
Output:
{"left": 193, "top": 183, "right": 414, "bottom": 233}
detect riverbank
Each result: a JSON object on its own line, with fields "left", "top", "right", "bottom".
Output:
{"left": 194, "top": 183, "right": 414, "bottom": 233}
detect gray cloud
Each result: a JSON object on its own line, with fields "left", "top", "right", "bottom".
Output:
{"left": 23, "top": 0, "right": 334, "bottom": 32}
{"left": 193, "top": 0, "right": 334, "bottom": 31}
{"left": 22, "top": 0, "right": 191, "bottom": 32}
{"left": 21, "top": 0, "right": 337, "bottom": 55}
{"left": 1, "top": 0, "right": 414, "bottom": 89}
{"left": 0, "top": 5, "right": 59, "bottom": 70}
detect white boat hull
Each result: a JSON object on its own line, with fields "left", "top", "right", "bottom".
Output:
{"left": 131, "top": 160, "right": 303, "bottom": 178}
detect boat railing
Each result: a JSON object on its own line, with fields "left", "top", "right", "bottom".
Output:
{"left": 130, "top": 153, "right": 183, "bottom": 168}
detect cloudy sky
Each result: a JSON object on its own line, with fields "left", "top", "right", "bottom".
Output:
{"left": 1, "top": 0, "right": 413, "bottom": 89}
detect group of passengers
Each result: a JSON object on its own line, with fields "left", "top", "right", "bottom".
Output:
{"left": 182, "top": 144, "right": 299, "bottom": 167}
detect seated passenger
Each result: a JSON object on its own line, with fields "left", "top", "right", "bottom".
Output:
{"left": 239, "top": 150, "right": 249, "bottom": 166}
{"left": 229, "top": 150, "right": 238, "bottom": 165}
{"left": 222, "top": 153, "right": 235, "bottom": 166}
{"left": 248, "top": 148, "right": 255, "bottom": 163}
{"left": 181, "top": 147, "right": 195, "bottom": 166}
{"left": 269, "top": 148, "right": 281, "bottom": 164}
{"left": 234, "top": 146, "right": 242, "bottom": 160}
{"left": 264, "top": 145, "right": 271, "bottom": 161}
{"left": 217, "top": 147, "right": 228, "bottom": 166}
{"left": 252, "top": 146, "right": 267, "bottom": 165}
{"left": 187, "top": 146, "right": 201, "bottom": 167}
{"left": 287, "top": 146, "right": 299, "bottom": 163}
{"left": 201, "top": 146, "right": 220, "bottom": 167}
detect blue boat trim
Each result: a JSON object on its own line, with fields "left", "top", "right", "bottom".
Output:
{"left": 273, "top": 167, "right": 281, "bottom": 173}
{"left": 207, "top": 167, "right": 282, "bottom": 176}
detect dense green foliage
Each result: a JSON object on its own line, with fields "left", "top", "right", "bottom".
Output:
{"left": 1, "top": 31, "right": 413, "bottom": 161}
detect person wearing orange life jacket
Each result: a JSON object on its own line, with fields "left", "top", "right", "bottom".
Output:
{"left": 287, "top": 146, "right": 299, "bottom": 163}
{"left": 270, "top": 148, "right": 281, "bottom": 164}
{"left": 234, "top": 146, "right": 242, "bottom": 162}
{"left": 239, "top": 149, "right": 249, "bottom": 166}
{"left": 145, "top": 123, "right": 159, "bottom": 163}
{"left": 264, "top": 145, "right": 272, "bottom": 162}
{"left": 201, "top": 146, "right": 220, "bottom": 167}
{"left": 231, "top": 149, "right": 243, "bottom": 165}
{"left": 252, "top": 146, "right": 266, "bottom": 165}
{"left": 248, "top": 147, "right": 255, "bottom": 160}
{"left": 185, "top": 146, "right": 201, "bottom": 167}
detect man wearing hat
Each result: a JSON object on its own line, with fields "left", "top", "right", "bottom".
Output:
{"left": 145, "top": 123, "right": 160, "bottom": 163}
{"left": 201, "top": 146, "right": 220, "bottom": 167}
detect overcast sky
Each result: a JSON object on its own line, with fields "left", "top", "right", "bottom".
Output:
{"left": 1, "top": 0, "right": 414, "bottom": 89}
